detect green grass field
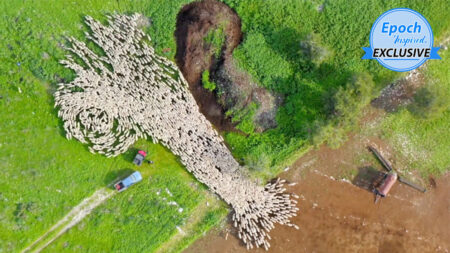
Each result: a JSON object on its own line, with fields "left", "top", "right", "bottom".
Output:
{"left": 0, "top": 1, "right": 227, "bottom": 252}
{"left": 0, "top": 75, "right": 226, "bottom": 252}
{"left": 43, "top": 151, "right": 227, "bottom": 253}
{"left": 0, "top": 0, "right": 449, "bottom": 252}
{"left": 375, "top": 47, "right": 450, "bottom": 176}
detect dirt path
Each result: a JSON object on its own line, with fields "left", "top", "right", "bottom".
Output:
{"left": 22, "top": 188, "right": 115, "bottom": 253}
{"left": 184, "top": 134, "right": 449, "bottom": 253}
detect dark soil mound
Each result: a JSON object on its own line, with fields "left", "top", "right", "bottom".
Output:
{"left": 174, "top": 0, "right": 241, "bottom": 132}
{"left": 175, "top": 0, "right": 279, "bottom": 133}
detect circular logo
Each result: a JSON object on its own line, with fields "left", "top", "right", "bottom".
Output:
{"left": 362, "top": 8, "right": 440, "bottom": 72}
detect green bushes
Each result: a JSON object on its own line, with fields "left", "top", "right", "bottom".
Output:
{"left": 408, "top": 49, "right": 450, "bottom": 120}
{"left": 330, "top": 73, "right": 375, "bottom": 124}
{"left": 312, "top": 73, "right": 375, "bottom": 148}
{"left": 408, "top": 87, "right": 450, "bottom": 119}
{"left": 227, "top": 102, "right": 258, "bottom": 134}
{"left": 232, "top": 32, "right": 293, "bottom": 90}
{"left": 204, "top": 25, "right": 226, "bottom": 57}
{"left": 222, "top": 0, "right": 450, "bottom": 175}
{"left": 201, "top": 71, "right": 216, "bottom": 91}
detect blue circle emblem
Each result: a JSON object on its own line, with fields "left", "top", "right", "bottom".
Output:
{"left": 363, "top": 8, "right": 440, "bottom": 72}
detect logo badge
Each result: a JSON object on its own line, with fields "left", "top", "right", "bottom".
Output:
{"left": 362, "top": 8, "right": 440, "bottom": 72}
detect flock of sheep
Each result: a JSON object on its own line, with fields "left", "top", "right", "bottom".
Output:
{"left": 54, "top": 14, "right": 298, "bottom": 250}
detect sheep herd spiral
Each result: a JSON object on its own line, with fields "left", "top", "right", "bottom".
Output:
{"left": 54, "top": 14, "right": 299, "bottom": 250}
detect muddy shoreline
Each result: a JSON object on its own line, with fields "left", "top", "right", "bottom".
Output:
{"left": 185, "top": 134, "right": 450, "bottom": 252}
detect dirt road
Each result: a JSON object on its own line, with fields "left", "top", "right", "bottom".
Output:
{"left": 22, "top": 188, "right": 115, "bottom": 253}
{"left": 185, "top": 135, "right": 450, "bottom": 253}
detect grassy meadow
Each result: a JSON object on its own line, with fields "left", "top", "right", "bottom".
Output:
{"left": 44, "top": 141, "right": 227, "bottom": 253}
{"left": 0, "top": 0, "right": 226, "bottom": 252}
{"left": 0, "top": 0, "right": 449, "bottom": 252}
{"left": 375, "top": 47, "right": 450, "bottom": 176}
{"left": 0, "top": 74, "right": 226, "bottom": 252}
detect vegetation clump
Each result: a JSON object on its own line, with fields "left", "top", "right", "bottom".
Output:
{"left": 408, "top": 86, "right": 449, "bottom": 119}
{"left": 201, "top": 70, "right": 216, "bottom": 91}
{"left": 203, "top": 25, "right": 226, "bottom": 58}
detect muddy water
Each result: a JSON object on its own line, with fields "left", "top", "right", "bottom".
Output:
{"left": 185, "top": 136, "right": 450, "bottom": 253}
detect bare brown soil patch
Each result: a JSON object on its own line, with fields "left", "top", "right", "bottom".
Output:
{"left": 185, "top": 135, "right": 450, "bottom": 252}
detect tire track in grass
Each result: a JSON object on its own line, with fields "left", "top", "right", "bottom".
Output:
{"left": 155, "top": 193, "right": 225, "bottom": 253}
{"left": 21, "top": 188, "right": 115, "bottom": 253}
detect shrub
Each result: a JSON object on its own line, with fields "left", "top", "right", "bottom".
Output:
{"left": 228, "top": 102, "right": 258, "bottom": 134}
{"left": 203, "top": 25, "right": 226, "bottom": 58}
{"left": 312, "top": 73, "right": 375, "bottom": 148}
{"left": 332, "top": 73, "right": 375, "bottom": 125}
{"left": 408, "top": 87, "right": 448, "bottom": 119}
{"left": 244, "top": 151, "right": 272, "bottom": 172}
{"left": 232, "top": 32, "right": 293, "bottom": 90}
{"left": 201, "top": 70, "right": 216, "bottom": 91}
